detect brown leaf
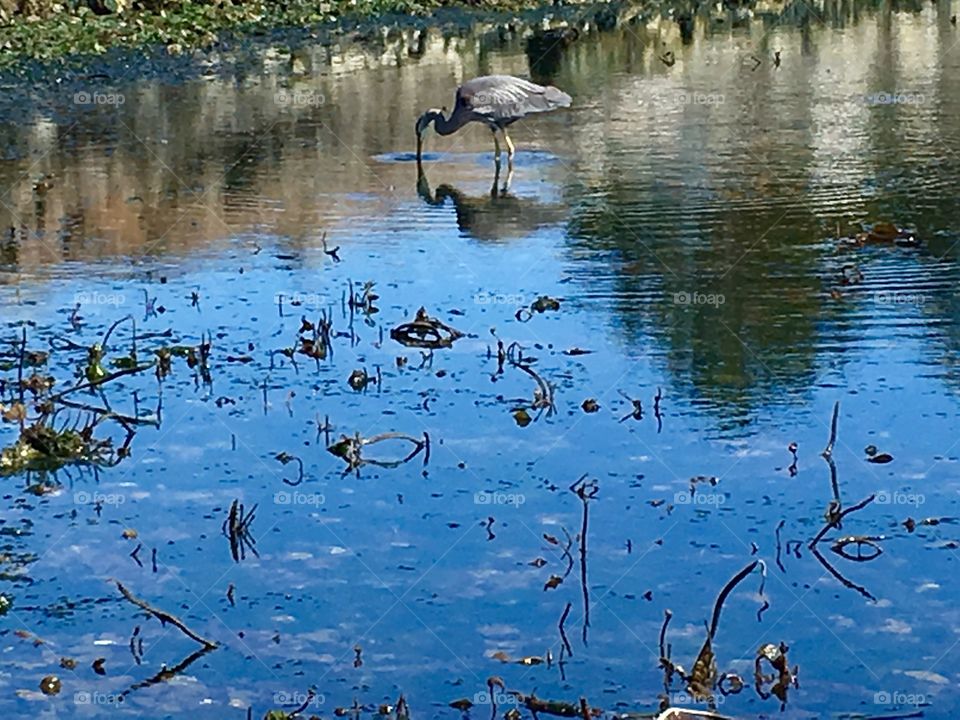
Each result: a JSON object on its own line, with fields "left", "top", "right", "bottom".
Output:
{"left": 581, "top": 399, "right": 600, "bottom": 413}
{"left": 513, "top": 409, "right": 532, "bottom": 427}
{"left": 39, "top": 675, "right": 61, "bottom": 696}
{"left": 544, "top": 574, "right": 564, "bottom": 591}
{"left": 688, "top": 636, "right": 717, "bottom": 700}
{"left": 0, "top": 403, "right": 26, "bottom": 423}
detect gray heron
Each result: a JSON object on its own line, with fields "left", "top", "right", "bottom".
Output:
{"left": 414, "top": 75, "right": 572, "bottom": 170}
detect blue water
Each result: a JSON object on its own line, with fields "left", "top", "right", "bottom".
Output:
{"left": 3, "top": 3, "right": 960, "bottom": 718}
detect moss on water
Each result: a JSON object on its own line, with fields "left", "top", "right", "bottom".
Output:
{"left": 0, "top": 0, "right": 574, "bottom": 69}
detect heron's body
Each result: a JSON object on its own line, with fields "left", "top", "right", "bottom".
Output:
{"left": 415, "top": 75, "right": 572, "bottom": 170}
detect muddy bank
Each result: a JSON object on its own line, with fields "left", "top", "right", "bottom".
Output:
{"left": 0, "top": 0, "right": 817, "bottom": 81}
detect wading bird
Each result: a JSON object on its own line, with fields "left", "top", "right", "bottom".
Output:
{"left": 415, "top": 75, "right": 572, "bottom": 171}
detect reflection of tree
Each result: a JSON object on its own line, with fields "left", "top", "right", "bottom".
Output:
{"left": 565, "top": 175, "right": 827, "bottom": 415}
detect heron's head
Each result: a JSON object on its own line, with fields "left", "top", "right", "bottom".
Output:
{"left": 415, "top": 108, "right": 444, "bottom": 159}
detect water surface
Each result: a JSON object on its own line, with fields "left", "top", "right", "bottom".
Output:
{"left": 2, "top": 3, "right": 960, "bottom": 718}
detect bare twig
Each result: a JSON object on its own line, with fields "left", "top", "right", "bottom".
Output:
{"left": 558, "top": 602, "right": 573, "bottom": 657}
{"left": 809, "top": 494, "right": 876, "bottom": 547}
{"left": 821, "top": 401, "right": 839, "bottom": 458}
{"left": 708, "top": 560, "right": 759, "bottom": 640}
{"left": 114, "top": 581, "right": 217, "bottom": 649}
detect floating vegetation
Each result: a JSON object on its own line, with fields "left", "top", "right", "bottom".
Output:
{"left": 837, "top": 221, "right": 921, "bottom": 248}
{"left": 865, "top": 444, "right": 894, "bottom": 464}
{"left": 658, "top": 560, "right": 770, "bottom": 709}
{"left": 390, "top": 307, "right": 463, "bottom": 349}
{"left": 327, "top": 431, "right": 430, "bottom": 473}
{"left": 38, "top": 674, "right": 61, "bottom": 696}
{"left": 516, "top": 295, "right": 561, "bottom": 322}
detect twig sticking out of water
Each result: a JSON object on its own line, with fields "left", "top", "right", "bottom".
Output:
{"left": 821, "top": 401, "right": 839, "bottom": 459}
{"left": 114, "top": 581, "right": 218, "bottom": 649}
{"left": 654, "top": 387, "right": 663, "bottom": 433}
{"left": 774, "top": 520, "right": 786, "bottom": 573}
{"left": 275, "top": 452, "right": 305, "bottom": 486}
{"left": 560, "top": 526, "right": 574, "bottom": 579}
{"left": 17, "top": 327, "right": 26, "bottom": 405}
{"left": 618, "top": 390, "right": 643, "bottom": 422}
{"left": 558, "top": 602, "right": 573, "bottom": 657}
{"left": 571, "top": 475, "right": 598, "bottom": 645}
{"left": 49, "top": 361, "right": 156, "bottom": 402}
{"left": 101, "top": 314, "right": 135, "bottom": 352}
{"left": 223, "top": 499, "right": 259, "bottom": 562}
{"left": 808, "top": 494, "right": 876, "bottom": 547}
{"left": 708, "top": 560, "right": 759, "bottom": 640}
{"left": 514, "top": 362, "right": 555, "bottom": 419}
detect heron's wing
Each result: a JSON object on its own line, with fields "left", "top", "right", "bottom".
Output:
{"left": 457, "top": 75, "right": 572, "bottom": 122}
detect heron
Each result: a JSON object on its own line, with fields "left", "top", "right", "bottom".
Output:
{"left": 414, "top": 75, "right": 572, "bottom": 171}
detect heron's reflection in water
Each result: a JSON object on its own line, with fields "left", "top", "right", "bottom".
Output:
{"left": 416, "top": 164, "right": 568, "bottom": 242}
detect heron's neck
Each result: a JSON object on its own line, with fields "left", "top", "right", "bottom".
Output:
{"left": 431, "top": 109, "right": 463, "bottom": 136}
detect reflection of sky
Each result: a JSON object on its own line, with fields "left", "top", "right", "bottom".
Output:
{"left": 3, "top": 213, "right": 960, "bottom": 717}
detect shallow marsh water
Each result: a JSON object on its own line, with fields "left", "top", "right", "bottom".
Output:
{"left": 2, "top": 1, "right": 960, "bottom": 718}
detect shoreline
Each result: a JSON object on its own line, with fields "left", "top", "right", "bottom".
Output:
{"left": 0, "top": 0, "right": 647, "bottom": 71}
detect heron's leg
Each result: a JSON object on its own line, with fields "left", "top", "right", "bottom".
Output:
{"left": 503, "top": 130, "right": 516, "bottom": 170}
{"left": 491, "top": 129, "right": 502, "bottom": 167}
{"left": 502, "top": 166, "right": 514, "bottom": 194}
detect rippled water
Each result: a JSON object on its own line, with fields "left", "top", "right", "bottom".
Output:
{"left": 2, "top": 2, "right": 960, "bottom": 718}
